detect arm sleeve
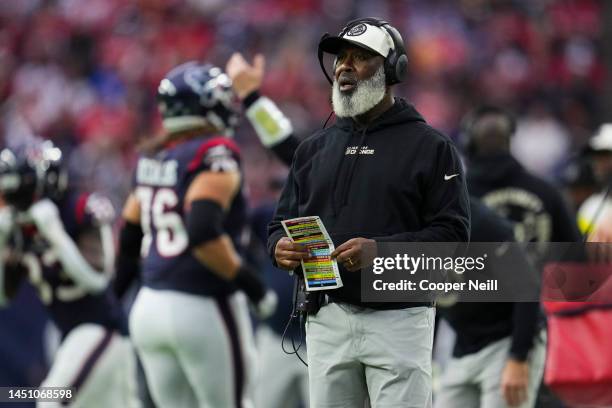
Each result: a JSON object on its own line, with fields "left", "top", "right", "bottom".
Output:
{"left": 478, "top": 202, "right": 539, "bottom": 361}
{"left": 267, "top": 160, "right": 300, "bottom": 265}
{"left": 36, "top": 197, "right": 113, "bottom": 293}
{"left": 552, "top": 192, "right": 582, "bottom": 242}
{"left": 269, "top": 136, "right": 300, "bottom": 166}
{"left": 374, "top": 141, "right": 471, "bottom": 243}
{"left": 45, "top": 225, "right": 110, "bottom": 293}
{"left": 113, "top": 220, "right": 143, "bottom": 298}
{"left": 509, "top": 302, "right": 540, "bottom": 361}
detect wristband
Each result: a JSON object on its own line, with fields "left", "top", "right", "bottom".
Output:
{"left": 245, "top": 96, "right": 293, "bottom": 147}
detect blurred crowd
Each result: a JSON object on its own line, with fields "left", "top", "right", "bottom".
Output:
{"left": 0, "top": 0, "right": 606, "bottom": 209}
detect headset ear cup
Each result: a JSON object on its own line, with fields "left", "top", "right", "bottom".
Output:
{"left": 384, "top": 51, "right": 397, "bottom": 85}
{"left": 395, "top": 54, "right": 408, "bottom": 83}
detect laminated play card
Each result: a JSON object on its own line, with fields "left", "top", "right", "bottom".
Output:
{"left": 281, "top": 216, "right": 343, "bottom": 291}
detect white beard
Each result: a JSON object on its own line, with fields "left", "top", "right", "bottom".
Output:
{"left": 332, "top": 65, "right": 386, "bottom": 118}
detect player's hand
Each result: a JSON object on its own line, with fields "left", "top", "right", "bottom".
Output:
{"left": 274, "top": 237, "right": 309, "bottom": 271}
{"left": 27, "top": 198, "right": 64, "bottom": 238}
{"left": 331, "top": 238, "right": 376, "bottom": 272}
{"left": 252, "top": 290, "right": 278, "bottom": 319}
{"left": 501, "top": 359, "right": 529, "bottom": 407}
{"left": 225, "top": 52, "right": 265, "bottom": 100}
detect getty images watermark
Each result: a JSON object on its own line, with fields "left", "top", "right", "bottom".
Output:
{"left": 360, "top": 242, "right": 612, "bottom": 303}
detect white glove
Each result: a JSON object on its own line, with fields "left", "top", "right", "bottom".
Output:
{"left": 28, "top": 199, "right": 63, "bottom": 239}
{"left": 252, "top": 290, "right": 278, "bottom": 320}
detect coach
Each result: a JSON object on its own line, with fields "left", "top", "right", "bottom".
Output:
{"left": 268, "top": 18, "right": 470, "bottom": 407}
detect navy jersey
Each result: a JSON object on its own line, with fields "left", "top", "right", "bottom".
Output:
{"left": 134, "top": 136, "right": 248, "bottom": 297}
{"left": 12, "top": 191, "right": 125, "bottom": 337}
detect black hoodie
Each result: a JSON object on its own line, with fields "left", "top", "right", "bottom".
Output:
{"left": 268, "top": 98, "right": 471, "bottom": 309}
{"left": 468, "top": 154, "right": 580, "bottom": 243}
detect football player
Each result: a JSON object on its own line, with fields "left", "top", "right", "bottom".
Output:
{"left": 115, "top": 62, "right": 286, "bottom": 408}
{"left": 0, "top": 141, "right": 139, "bottom": 408}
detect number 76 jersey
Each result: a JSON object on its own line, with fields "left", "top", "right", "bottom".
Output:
{"left": 133, "top": 136, "right": 248, "bottom": 297}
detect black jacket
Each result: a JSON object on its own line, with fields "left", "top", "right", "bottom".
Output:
{"left": 441, "top": 197, "right": 539, "bottom": 360}
{"left": 268, "top": 98, "right": 471, "bottom": 308}
{"left": 468, "top": 154, "right": 580, "bottom": 243}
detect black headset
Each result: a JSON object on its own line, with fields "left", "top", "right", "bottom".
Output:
{"left": 318, "top": 17, "right": 408, "bottom": 86}
{"left": 460, "top": 105, "right": 517, "bottom": 157}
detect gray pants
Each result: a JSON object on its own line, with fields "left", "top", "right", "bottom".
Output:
{"left": 435, "top": 334, "right": 546, "bottom": 408}
{"left": 306, "top": 302, "right": 435, "bottom": 408}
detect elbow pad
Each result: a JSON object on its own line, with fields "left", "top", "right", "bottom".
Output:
{"left": 245, "top": 94, "right": 293, "bottom": 147}
{"left": 187, "top": 200, "right": 225, "bottom": 247}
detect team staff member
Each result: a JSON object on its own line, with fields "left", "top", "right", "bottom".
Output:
{"left": 464, "top": 106, "right": 580, "bottom": 244}
{"left": 268, "top": 18, "right": 470, "bottom": 407}
{"left": 463, "top": 106, "right": 581, "bottom": 407}
{"left": 436, "top": 198, "right": 543, "bottom": 408}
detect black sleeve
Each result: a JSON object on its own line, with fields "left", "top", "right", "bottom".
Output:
{"left": 4, "top": 259, "right": 26, "bottom": 300}
{"left": 374, "top": 141, "right": 471, "bottom": 243}
{"left": 267, "top": 160, "right": 300, "bottom": 265}
{"left": 509, "top": 302, "right": 540, "bottom": 361}
{"left": 269, "top": 136, "right": 300, "bottom": 166}
{"left": 552, "top": 191, "right": 582, "bottom": 242}
{"left": 113, "top": 220, "right": 143, "bottom": 298}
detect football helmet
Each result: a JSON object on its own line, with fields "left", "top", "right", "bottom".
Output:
{"left": 0, "top": 141, "right": 68, "bottom": 210}
{"left": 157, "top": 62, "right": 240, "bottom": 135}
{"left": 0, "top": 147, "right": 42, "bottom": 210}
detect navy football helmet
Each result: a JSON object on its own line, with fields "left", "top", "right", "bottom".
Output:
{"left": 0, "top": 147, "right": 43, "bottom": 211}
{"left": 157, "top": 62, "right": 240, "bottom": 135}
{"left": 0, "top": 141, "right": 68, "bottom": 210}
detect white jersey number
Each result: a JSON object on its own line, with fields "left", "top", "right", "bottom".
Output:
{"left": 136, "top": 186, "right": 188, "bottom": 257}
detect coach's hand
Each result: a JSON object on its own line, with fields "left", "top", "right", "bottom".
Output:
{"left": 226, "top": 52, "right": 265, "bottom": 100}
{"left": 332, "top": 238, "right": 376, "bottom": 272}
{"left": 501, "top": 359, "right": 529, "bottom": 406}
{"left": 274, "top": 237, "right": 309, "bottom": 271}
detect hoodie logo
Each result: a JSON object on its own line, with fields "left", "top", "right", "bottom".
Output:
{"left": 444, "top": 173, "right": 459, "bottom": 181}
{"left": 345, "top": 146, "right": 375, "bottom": 155}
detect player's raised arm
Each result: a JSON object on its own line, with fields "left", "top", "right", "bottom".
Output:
{"left": 28, "top": 195, "right": 111, "bottom": 294}
{"left": 226, "top": 52, "right": 300, "bottom": 165}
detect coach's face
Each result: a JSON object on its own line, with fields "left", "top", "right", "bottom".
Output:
{"left": 334, "top": 45, "right": 384, "bottom": 93}
{"left": 331, "top": 44, "right": 387, "bottom": 118}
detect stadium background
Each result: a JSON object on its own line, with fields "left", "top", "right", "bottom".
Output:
{"left": 0, "top": 0, "right": 609, "bottom": 404}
